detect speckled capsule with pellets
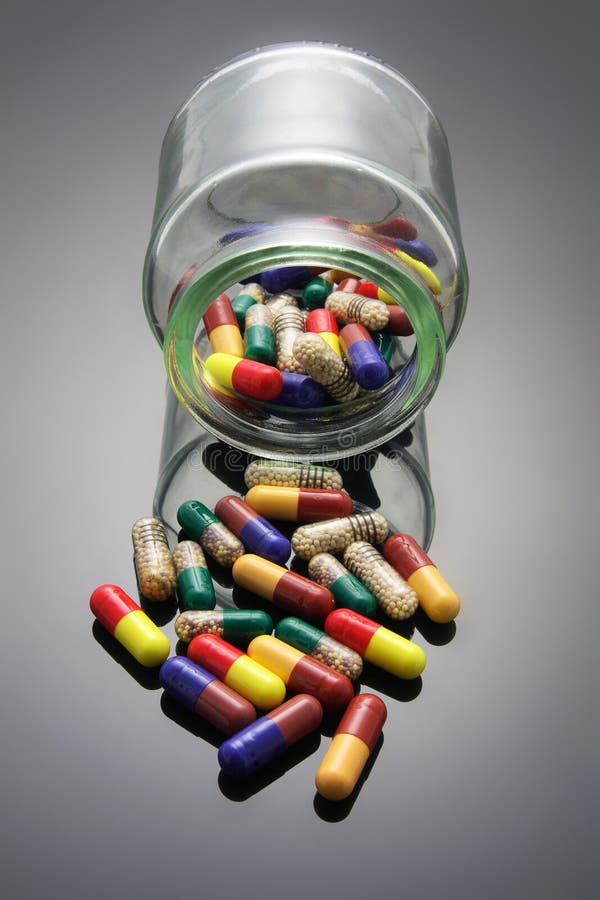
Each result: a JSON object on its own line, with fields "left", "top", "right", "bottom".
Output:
{"left": 131, "top": 517, "right": 177, "bottom": 602}
{"left": 176, "top": 500, "right": 245, "bottom": 568}
{"left": 292, "top": 333, "right": 359, "bottom": 403}
{"left": 274, "top": 307, "right": 306, "bottom": 373}
{"left": 174, "top": 608, "right": 273, "bottom": 644}
{"left": 343, "top": 541, "right": 418, "bottom": 621}
{"left": 291, "top": 511, "right": 389, "bottom": 561}
{"left": 264, "top": 292, "right": 299, "bottom": 314}
{"left": 244, "top": 459, "right": 343, "bottom": 491}
{"left": 308, "top": 552, "right": 377, "bottom": 617}
{"left": 325, "top": 292, "right": 390, "bottom": 331}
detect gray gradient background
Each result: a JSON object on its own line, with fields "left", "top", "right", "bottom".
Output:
{"left": 2, "top": 1, "right": 599, "bottom": 898}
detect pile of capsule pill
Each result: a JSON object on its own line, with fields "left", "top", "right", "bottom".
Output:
{"left": 193, "top": 215, "right": 442, "bottom": 410}
{"left": 90, "top": 456, "right": 460, "bottom": 802}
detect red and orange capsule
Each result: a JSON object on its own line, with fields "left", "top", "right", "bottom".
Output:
{"left": 248, "top": 635, "right": 354, "bottom": 711}
{"left": 203, "top": 293, "right": 244, "bottom": 357}
{"left": 383, "top": 533, "right": 461, "bottom": 623}
{"left": 187, "top": 633, "right": 286, "bottom": 710}
{"left": 232, "top": 554, "right": 335, "bottom": 622}
{"left": 244, "top": 485, "right": 353, "bottom": 523}
{"left": 315, "top": 693, "right": 387, "bottom": 800}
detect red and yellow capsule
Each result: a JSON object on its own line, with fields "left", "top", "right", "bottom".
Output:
{"left": 232, "top": 554, "right": 335, "bottom": 621}
{"left": 383, "top": 533, "right": 461, "bottom": 623}
{"left": 248, "top": 635, "right": 354, "bottom": 710}
{"left": 204, "top": 353, "right": 283, "bottom": 401}
{"left": 203, "top": 293, "right": 244, "bottom": 357}
{"left": 325, "top": 608, "right": 426, "bottom": 680}
{"left": 90, "top": 584, "right": 170, "bottom": 667}
{"left": 305, "top": 308, "right": 341, "bottom": 356}
{"left": 187, "top": 633, "right": 286, "bottom": 710}
{"left": 315, "top": 693, "right": 387, "bottom": 800}
{"left": 244, "top": 485, "right": 353, "bottom": 523}
{"left": 357, "top": 280, "right": 396, "bottom": 305}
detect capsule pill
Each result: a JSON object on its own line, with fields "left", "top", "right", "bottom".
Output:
{"left": 245, "top": 485, "right": 353, "bottom": 522}
{"left": 215, "top": 495, "right": 291, "bottom": 565}
{"left": 176, "top": 500, "right": 245, "bottom": 567}
{"left": 203, "top": 293, "right": 244, "bottom": 357}
{"left": 174, "top": 608, "right": 273, "bottom": 644}
{"left": 343, "top": 541, "right": 418, "bottom": 620}
{"left": 90, "top": 584, "right": 170, "bottom": 667}
{"left": 172, "top": 540, "right": 216, "bottom": 611}
{"left": 291, "top": 511, "right": 389, "bottom": 561}
{"left": 232, "top": 553, "right": 335, "bottom": 622}
{"left": 274, "top": 307, "right": 306, "bottom": 374}
{"left": 308, "top": 552, "right": 377, "bottom": 617}
{"left": 275, "top": 616, "right": 363, "bottom": 681}
{"left": 339, "top": 323, "right": 389, "bottom": 390}
{"left": 325, "top": 608, "right": 426, "bottom": 680}
{"left": 325, "top": 292, "right": 390, "bottom": 331}
{"left": 131, "top": 517, "right": 177, "bottom": 602}
{"left": 204, "top": 353, "right": 283, "bottom": 401}
{"left": 244, "top": 459, "right": 343, "bottom": 491}
{"left": 292, "top": 333, "right": 359, "bottom": 403}
{"left": 244, "top": 303, "right": 276, "bottom": 365}
{"left": 383, "top": 533, "right": 461, "bottom": 623}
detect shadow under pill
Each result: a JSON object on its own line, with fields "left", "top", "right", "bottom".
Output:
{"left": 138, "top": 592, "right": 179, "bottom": 627}
{"left": 159, "top": 691, "right": 223, "bottom": 749}
{"left": 359, "top": 662, "right": 422, "bottom": 703}
{"left": 313, "top": 734, "right": 384, "bottom": 822}
{"left": 218, "top": 730, "right": 322, "bottom": 802}
{"left": 413, "top": 607, "right": 457, "bottom": 646}
{"left": 91, "top": 620, "right": 163, "bottom": 690}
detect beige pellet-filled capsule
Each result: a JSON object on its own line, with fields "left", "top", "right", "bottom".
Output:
{"left": 292, "top": 333, "right": 359, "bottom": 403}
{"left": 274, "top": 307, "right": 306, "bottom": 373}
{"left": 291, "top": 511, "right": 389, "bottom": 561}
{"left": 343, "top": 541, "right": 418, "bottom": 620}
{"left": 131, "top": 517, "right": 177, "bottom": 602}
{"left": 244, "top": 459, "right": 343, "bottom": 491}
{"left": 325, "top": 292, "right": 390, "bottom": 331}
{"left": 264, "top": 292, "right": 299, "bottom": 314}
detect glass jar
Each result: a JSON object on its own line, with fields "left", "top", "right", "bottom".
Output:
{"left": 144, "top": 42, "right": 468, "bottom": 556}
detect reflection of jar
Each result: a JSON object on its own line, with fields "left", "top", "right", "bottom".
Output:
{"left": 145, "top": 43, "right": 468, "bottom": 561}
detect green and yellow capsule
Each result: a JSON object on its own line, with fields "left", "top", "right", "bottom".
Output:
{"left": 275, "top": 616, "right": 363, "bottom": 681}
{"left": 172, "top": 540, "right": 216, "bottom": 611}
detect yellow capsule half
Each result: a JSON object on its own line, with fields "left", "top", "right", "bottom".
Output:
{"left": 395, "top": 250, "right": 441, "bottom": 295}
{"left": 365, "top": 627, "right": 426, "bottom": 679}
{"left": 315, "top": 732, "right": 370, "bottom": 801}
{"left": 113, "top": 609, "right": 171, "bottom": 668}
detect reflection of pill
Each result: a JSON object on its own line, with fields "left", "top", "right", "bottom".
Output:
{"left": 315, "top": 693, "right": 387, "bottom": 800}
{"left": 188, "top": 633, "right": 286, "bottom": 710}
{"left": 215, "top": 495, "right": 291, "bottom": 565}
{"left": 90, "top": 584, "right": 170, "bottom": 667}
{"left": 245, "top": 485, "right": 353, "bottom": 522}
{"left": 232, "top": 554, "right": 335, "bottom": 622}
{"left": 325, "top": 608, "right": 426, "bottom": 680}
{"left": 203, "top": 293, "right": 244, "bottom": 357}
{"left": 174, "top": 608, "right": 273, "bottom": 645}
{"left": 248, "top": 634, "right": 354, "bottom": 710}
{"left": 218, "top": 694, "right": 323, "bottom": 777}
{"left": 394, "top": 237, "right": 438, "bottom": 267}
{"left": 244, "top": 460, "right": 343, "bottom": 491}
{"left": 383, "top": 533, "right": 461, "bottom": 623}
{"left": 159, "top": 656, "right": 256, "bottom": 735}
{"left": 371, "top": 216, "right": 417, "bottom": 241}
{"left": 205, "top": 353, "right": 283, "bottom": 401}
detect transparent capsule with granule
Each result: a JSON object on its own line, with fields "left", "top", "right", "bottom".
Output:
{"left": 308, "top": 552, "right": 377, "bottom": 617}
{"left": 325, "top": 291, "right": 390, "bottom": 331}
{"left": 274, "top": 307, "right": 306, "bottom": 373}
{"left": 244, "top": 459, "right": 343, "bottom": 491}
{"left": 174, "top": 608, "right": 273, "bottom": 644}
{"left": 275, "top": 616, "right": 363, "bottom": 681}
{"left": 291, "top": 511, "right": 389, "bottom": 561}
{"left": 292, "top": 333, "right": 359, "bottom": 403}
{"left": 172, "top": 540, "right": 215, "bottom": 611}
{"left": 176, "top": 500, "right": 245, "bottom": 567}
{"left": 132, "top": 517, "right": 177, "bottom": 601}
{"left": 343, "top": 540, "right": 418, "bottom": 621}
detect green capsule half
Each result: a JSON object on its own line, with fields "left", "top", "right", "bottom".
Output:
{"left": 175, "top": 608, "right": 273, "bottom": 645}
{"left": 244, "top": 324, "right": 276, "bottom": 364}
{"left": 302, "top": 277, "right": 333, "bottom": 310}
{"left": 177, "top": 500, "right": 217, "bottom": 538}
{"left": 330, "top": 572, "right": 378, "bottom": 617}
{"left": 232, "top": 293, "right": 257, "bottom": 330}
{"left": 176, "top": 567, "right": 215, "bottom": 611}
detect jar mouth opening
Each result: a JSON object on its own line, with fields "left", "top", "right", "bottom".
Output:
{"left": 163, "top": 230, "right": 446, "bottom": 460}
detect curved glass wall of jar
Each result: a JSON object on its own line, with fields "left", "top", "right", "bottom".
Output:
{"left": 154, "top": 385, "right": 435, "bottom": 592}
{"left": 143, "top": 42, "right": 468, "bottom": 459}
{"left": 144, "top": 41, "right": 468, "bottom": 349}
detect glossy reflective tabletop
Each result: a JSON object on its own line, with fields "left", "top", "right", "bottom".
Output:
{"left": 3, "top": 3, "right": 598, "bottom": 899}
